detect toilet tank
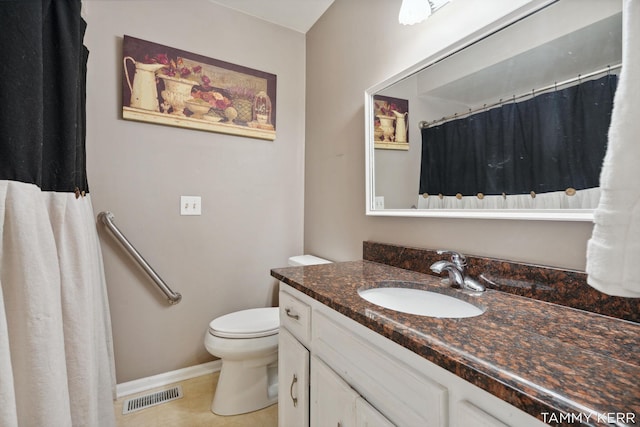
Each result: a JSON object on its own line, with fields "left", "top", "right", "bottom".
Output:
{"left": 288, "top": 255, "right": 332, "bottom": 266}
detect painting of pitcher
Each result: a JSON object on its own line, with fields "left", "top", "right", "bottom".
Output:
{"left": 121, "top": 35, "right": 278, "bottom": 141}
{"left": 373, "top": 95, "right": 409, "bottom": 150}
{"left": 123, "top": 56, "right": 165, "bottom": 111}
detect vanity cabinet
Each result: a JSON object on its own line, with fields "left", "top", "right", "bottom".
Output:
{"left": 279, "top": 328, "right": 309, "bottom": 427}
{"left": 457, "top": 400, "right": 509, "bottom": 427}
{"left": 279, "top": 291, "right": 395, "bottom": 427}
{"left": 279, "top": 283, "right": 546, "bottom": 427}
{"left": 279, "top": 291, "right": 312, "bottom": 427}
{"left": 313, "top": 310, "right": 447, "bottom": 426}
{"left": 310, "top": 356, "right": 358, "bottom": 426}
{"left": 355, "top": 396, "right": 395, "bottom": 427}
{"left": 311, "top": 356, "right": 394, "bottom": 427}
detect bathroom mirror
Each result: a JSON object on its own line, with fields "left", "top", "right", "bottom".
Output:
{"left": 365, "top": 0, "right": 622, "bottom": 220}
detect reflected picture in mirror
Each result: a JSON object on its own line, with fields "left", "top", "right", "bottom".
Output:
{"left": 365, "top": 0, "right": 622, "bottom": 220}
{"left": 373, "top": 95, "right": 410, "bottom": 151}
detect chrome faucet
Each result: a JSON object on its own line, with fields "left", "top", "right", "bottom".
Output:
{"left": 436, "top": 249, "right": 467, "bottom": 270}
{"left": 430, "top": 250, "right": 485, "bottom": 292}
{"left": 430, "top": 260, "right": 465, "bottom": 287}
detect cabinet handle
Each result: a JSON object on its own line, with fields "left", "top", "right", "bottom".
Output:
{"left": 290, "top": 374, "right": 298, "bottom": 407}
{"left": 285, "top": 308, "right": 300, "bottom": 320}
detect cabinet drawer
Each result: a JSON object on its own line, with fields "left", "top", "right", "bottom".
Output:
{"left": 279, "top": 289, "right": 312, "bottom": 345}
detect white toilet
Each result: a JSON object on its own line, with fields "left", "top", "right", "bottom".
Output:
{"left": 204, "top": 254, "right": 331, "bottom": 416}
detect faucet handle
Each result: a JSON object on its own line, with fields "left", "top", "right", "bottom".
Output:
{"left": 436, "top": 250, "right": 467, "bottom": 269}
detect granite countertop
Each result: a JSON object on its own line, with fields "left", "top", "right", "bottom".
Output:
{"left": 271, "top": 260, "right": 640, "bottom": 426}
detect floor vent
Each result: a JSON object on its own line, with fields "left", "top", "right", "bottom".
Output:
{"left": 122, "top": 385, "right": 183, "bottom": 415}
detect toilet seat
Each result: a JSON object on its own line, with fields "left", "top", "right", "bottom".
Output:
{"left": 208, "top": 307, "right": 279, "bottom": 339}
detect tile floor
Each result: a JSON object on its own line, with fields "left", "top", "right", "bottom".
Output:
{"left": 114, "top": 372, "right": 277, "bottom": 427}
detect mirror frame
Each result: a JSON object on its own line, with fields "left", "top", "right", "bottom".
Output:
{"left": 365, "top": 0, "right": 609, "bottom": 222}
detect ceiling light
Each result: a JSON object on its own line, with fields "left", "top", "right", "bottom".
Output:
{"left": 398, "top": 0, "right": 450, "bottom": 25}
{"left": 398, "top": 0, "right": 432, "bottom": 25}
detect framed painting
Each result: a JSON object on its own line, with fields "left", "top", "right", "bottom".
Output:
{"left": 373, "top": 95, "right": 409, "bottom": 150}
{"left": 122, "top": 35, "right": 277, "bottom": 140}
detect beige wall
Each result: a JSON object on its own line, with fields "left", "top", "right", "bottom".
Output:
{"left": 84, "top": 0, "right": 599, "bottom": 384}
{"left": 304, "top": 0, "right": 594, "bottom": 269}
{"left": 84, "top": 1, "right": 305, "bottom": 383}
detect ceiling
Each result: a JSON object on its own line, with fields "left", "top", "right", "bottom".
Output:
{"left": 208, "top": 0, "right": 335, "bottom": 33}
{"left": 423, "top": 12, "right": 622, "bottom": 107}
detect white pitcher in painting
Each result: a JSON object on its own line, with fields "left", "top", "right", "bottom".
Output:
{"left": 123, "top": 56, "right": 165, "bottom": 111}
{"left": 392, "top": 110, "right": 408, "bottom": 143}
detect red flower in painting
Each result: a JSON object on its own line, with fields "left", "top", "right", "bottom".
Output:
{"left": 144, "top": 53, "right": 203, "bottom": 80}
{"left": 145, "top": 53, "right": 169, "bottom": 65}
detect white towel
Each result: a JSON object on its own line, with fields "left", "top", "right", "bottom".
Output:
{"left": 586, "top": 0, "right": 640, "bottom": 298}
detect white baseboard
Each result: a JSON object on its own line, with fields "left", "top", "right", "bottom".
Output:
{"left": 116, "top": 360, "right": 222, "bottom": 398}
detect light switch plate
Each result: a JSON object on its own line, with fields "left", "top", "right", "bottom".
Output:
{"left": 180, "top": 196, "right": 201, "bottom": 215}
{"left": 375, "top": 196, "right": 385, "bottom": 209}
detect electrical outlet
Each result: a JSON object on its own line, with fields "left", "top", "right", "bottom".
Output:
{"left": 180, "top": 196, "right": 201, "bottom": 215}
{"left": 375, "top": 196, "right": 385, "bottom": 209}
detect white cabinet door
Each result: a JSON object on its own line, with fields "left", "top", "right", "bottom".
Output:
{"left": 311, "top": 356, "right": 358, "bottom": 427}
{"left": 279, "top": 328, "right": 310, "bottom": 427}
{"left": 313, "top": 311, "right": 447, "bottom": 427}
{"left": 356, "top": 398, "right": 395, "bottom": 427}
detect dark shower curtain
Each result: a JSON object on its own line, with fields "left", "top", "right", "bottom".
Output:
{"left": 419, "top": 75, "right": 618, "bottom": 197}
{"left": 0, "top": 1, "right": 115, "bottom": 426}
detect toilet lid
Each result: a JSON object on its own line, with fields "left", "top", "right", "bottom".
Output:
{"left": 209, "top": 307, "right": 279, "bottom": 339}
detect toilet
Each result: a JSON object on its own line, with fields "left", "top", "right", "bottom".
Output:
{"left": 204, "top": 254, "right": 331, "bottom": 416}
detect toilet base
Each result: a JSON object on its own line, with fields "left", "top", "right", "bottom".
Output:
{"left": 211, "top": 357, "right": 278, "bottom": 415}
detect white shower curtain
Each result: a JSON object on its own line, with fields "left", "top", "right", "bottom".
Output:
{"left": 0, "top": 182, "right": 116, "bottom": 427}
{"left": 0, "top": 0, "right": 116, "bottom": 425}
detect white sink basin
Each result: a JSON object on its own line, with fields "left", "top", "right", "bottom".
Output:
{"left": 358, "top": 286, "right": 484, "bottom": 318}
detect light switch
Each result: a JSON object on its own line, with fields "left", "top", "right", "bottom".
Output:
{"left": 375, "top": 196, "right": 385, "bottom": 209}
{"left": 180, "top": 196, "right": 201, "bottom": 215}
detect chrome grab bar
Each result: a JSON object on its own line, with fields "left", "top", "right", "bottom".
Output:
{"left": 98, "top": 211, "right": 182, "bottom": 305}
